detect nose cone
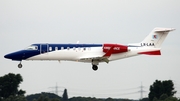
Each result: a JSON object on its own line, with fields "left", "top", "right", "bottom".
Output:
{"left": 4, "top": 51, "right": 24, "bottom": 61}
{"left": 4, "top": 54, "right": 12, "bottom": 59}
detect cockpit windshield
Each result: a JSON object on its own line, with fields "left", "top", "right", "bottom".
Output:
{"left": 25, "top": 45, "right": 38, "bottom": 50}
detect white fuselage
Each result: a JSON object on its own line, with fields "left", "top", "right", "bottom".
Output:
{"left": 27, "top": 46, "right": 158, "bottom": 63}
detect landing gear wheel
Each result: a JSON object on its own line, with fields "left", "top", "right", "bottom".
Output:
{"left": 92, "top": 65, "right": 98, "bottom": 71}
{"left": 18, "top": 63, "right": 22, "bottom": 68}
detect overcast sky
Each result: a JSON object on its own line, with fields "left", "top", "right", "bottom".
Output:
{"left": 0, "top": 0, "right": 180, "bottom": 100}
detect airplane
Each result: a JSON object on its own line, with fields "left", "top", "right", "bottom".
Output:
{"left": 4, "top": 27, "right": 175, "bottom": 71}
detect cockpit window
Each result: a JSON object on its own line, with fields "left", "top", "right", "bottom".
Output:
{"left": 25, "top": 45, "right": 38, "bottom": 50}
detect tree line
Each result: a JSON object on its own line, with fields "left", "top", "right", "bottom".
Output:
{"left": 0, "top": 73, "right": 179, "bottom": 101}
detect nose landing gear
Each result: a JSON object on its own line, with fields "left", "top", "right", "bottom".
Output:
{"left": 18, "top": 62, "right": 22, "bottom": 68}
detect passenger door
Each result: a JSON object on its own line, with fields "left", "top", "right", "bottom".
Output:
{"left": 40, "top": 44, "right": 49, "bottom": 54}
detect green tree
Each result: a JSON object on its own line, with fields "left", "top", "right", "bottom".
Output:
{"left": 2, "top": 95, "right": 27, "bottom": 101}
{"left": 26, "top": 92, "right": 62, "bottom": 101}
{"left": 140, "top": 98, "right": 149, "bottom": 101}
{"left": 62, "top": 89, "right": 68, "bottom": 101}
{"left": 0, "top": 73, "right": 26, "bottom": 100}
{"left": 159, "top": 94, "right": 168, "bottom": 100}
{"left": 33, "top": 99, "right": 38, "bottom": 101}
{"left": 148, "top": 80, "right": 176, "bottom": 101}
{"left": 37, "top": 94, "right": 50, "bottom": 101}
{"left": 164, "top": 96, "right": 178, "bottom": 101}
{"left": 105, "top": 98, "right": 114, "bottom": 101}
{"left": 51, "top": 98, "right": 61, "bottom": 101}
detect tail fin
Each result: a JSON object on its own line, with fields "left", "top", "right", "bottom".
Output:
{"left": 141, "top": 27, "right": 175, "bottom": 48}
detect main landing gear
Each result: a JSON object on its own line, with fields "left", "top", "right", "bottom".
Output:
{"left": 92, "top": 60, "right": 99, "bottom": 71}
{"left": 92, "top": 65, "right": 98, "bottom": 71}
{"left": 18, "top": 62, "right": 22, "bottom": 68}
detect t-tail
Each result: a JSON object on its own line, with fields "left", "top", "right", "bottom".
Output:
{"left": 130, "top": 27, "right": 175, "bottom": 55}
{"left": 141, "top": 27, "right": 175, "bottom": 48}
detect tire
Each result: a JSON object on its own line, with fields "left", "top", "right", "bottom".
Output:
{"left": 18, "top": 64, "right": 22, "bottom": 68}
{"left": 92, "top": 65, "right": 98, "bottom": 71}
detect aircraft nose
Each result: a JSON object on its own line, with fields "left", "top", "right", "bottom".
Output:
{"left": 4, "top": 53, "right": 19, "bottom": 60}
{"left": 4, "top": 54, "right": 12, "bottom": 59}
{"left": 4, "top": 51, "right": 25, "bottom": 61}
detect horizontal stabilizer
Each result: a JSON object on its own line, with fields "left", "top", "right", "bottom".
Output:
{"left": 141, "top": 27, "right": 175, "bottom": 48}
{"left": 138, "top": 50, "right": 161, "bottom": 55}
{"left": 154, "top": 28, "right": 175, "bottom": 32}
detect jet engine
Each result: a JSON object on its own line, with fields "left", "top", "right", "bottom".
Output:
{"left": 103, "top": 43, "right": 128, "bottom": 54}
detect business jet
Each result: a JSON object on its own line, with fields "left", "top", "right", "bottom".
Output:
{"left": 4, "top": 27, "right": 175, "bottom": 71}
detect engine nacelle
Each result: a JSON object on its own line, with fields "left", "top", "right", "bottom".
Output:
{"left": 103, "top": 43, "right": 128, "bottom": 54}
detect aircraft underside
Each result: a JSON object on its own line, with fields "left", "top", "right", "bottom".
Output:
{"left": 25, "top": 48, "right": 140, "bottom": 71}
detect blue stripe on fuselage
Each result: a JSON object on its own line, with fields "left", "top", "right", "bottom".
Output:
{"left": 34, "top": 43, "right": 102, "bottom": 49}
{"left": 33, "top": 43, "right": 102, "bottom": 52}
{"left": 4, "top": 44, "right": 103, "bottom": 61}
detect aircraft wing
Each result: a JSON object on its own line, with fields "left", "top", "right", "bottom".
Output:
{"left": 79, "top": 46, "right": 115, "bottom": 63}
{"left": 79, "top": 56, "right": 110, "bottom": 63}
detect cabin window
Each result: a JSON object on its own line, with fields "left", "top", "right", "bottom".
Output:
{"left": 55, "top": 47, "right": 58, "bottom": 51}
{"left": 67, "top": 47, "right": 70, "bottom": 50}
{"left": 78, "top": 47, "right": 81, "bottom": 51}
{"left": 83, "top": 47, "right": 86, "bottom": 51}
{"left": 73, "top": 47, "right": 76, "bottom": 50}
{"left": 61, "top": 47, "right": 64, "bottom": 50}
{"left": 49, "top": 47, "right": 52, "bottom": 51}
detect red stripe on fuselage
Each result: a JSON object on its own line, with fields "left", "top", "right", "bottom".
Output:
{"left": 103, "top": 46, "right": 115, "bottom": 57}
{"left": 103, "top": 44, "right": 128, "bottom": 54}
{"left": 138, "top": 50, "right": 161, "bottom": 55}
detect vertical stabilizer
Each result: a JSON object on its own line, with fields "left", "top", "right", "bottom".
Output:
{"left": 141, "top": 27, "right": 175, "bottom": 48}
